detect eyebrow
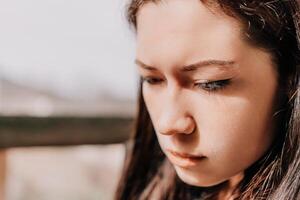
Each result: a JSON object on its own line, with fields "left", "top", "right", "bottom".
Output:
{"left": 135, "top": 59, "right": 236, "bottom": 72}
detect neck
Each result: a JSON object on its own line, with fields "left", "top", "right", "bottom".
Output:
{"left": 216, "top": 172, "right": 244, "bottom": 200}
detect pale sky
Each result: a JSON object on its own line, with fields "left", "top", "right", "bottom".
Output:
{"left": 0, "top": 0, "right": 137, "bottom": 100}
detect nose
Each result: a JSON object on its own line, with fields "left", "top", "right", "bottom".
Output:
{"left": 157, "top": 100, "right": 196, "bottom": 136}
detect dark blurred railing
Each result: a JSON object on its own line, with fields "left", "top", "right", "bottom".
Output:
{"left": 0, "top": 116, "right": 133, "bottom": 148}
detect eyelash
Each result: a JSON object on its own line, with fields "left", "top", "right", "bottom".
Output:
{"left": 194, "top": 79, "right": 231, "bottom": 92}
{"left": 141, "top": 77, "right": 163, "bottom": 85}
{"left": 141, "top": 76, "right": 232, "bottom": 92}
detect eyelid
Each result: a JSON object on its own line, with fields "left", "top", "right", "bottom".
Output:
{"left": 194, "top": 78, "right": 231, "bottom": 83}
{"left": 194, "top": 72, "right": 238, "bottom": 83}
{"left": 194, "top": 78, "right": 232, "bottom": 92}
{"left": 141, "top": 75, "right": 164, "bottom": 85}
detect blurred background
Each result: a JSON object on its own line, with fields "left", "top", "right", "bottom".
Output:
{"left": 0, "top": 0, "right": 137, "bottom": 199}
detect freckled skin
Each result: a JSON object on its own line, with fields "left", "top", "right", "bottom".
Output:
{"left": 136, "top": 0, "right": 278, "bottom": 187}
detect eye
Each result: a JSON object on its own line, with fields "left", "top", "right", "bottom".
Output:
{"left": 194, "top": 79, "right": 231, "bottom": 92}
{"left": 141, "top": 76, "right": 164, "bottom": 85}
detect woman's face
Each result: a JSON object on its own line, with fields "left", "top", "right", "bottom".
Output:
{"left": 136, "top": 0, "right": 278, "bottom": 187}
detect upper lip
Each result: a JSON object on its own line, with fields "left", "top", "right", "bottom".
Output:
{"left": 167, "top": 149, "right": 205, "bottom": 159}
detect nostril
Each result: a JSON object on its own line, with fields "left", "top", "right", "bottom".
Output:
{"left": 185, "top": 122, "right": 196, "bottom": 135}
{"left": 158, "top": 124, "right": 176, "bottom": 135}
{"left": 175, "top": 116, "right": 195, "bottom": 134}
{"left": 158, "top": 116, "right": 196, "bottom": 135}
{"left": 183, "top": 117, "right": 196, "bottom": 134}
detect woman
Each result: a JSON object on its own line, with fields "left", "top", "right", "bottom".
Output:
{"left": 116, "top": 0, "right": 300, "bottom": 199}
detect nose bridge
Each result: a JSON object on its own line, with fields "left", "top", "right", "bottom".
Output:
{"left": 163, "top": 80, "right": 183, "bottom": 116}
{"left": 158, "top": 83, "right": 195, "bottom": 135}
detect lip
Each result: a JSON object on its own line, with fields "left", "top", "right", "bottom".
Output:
{"left": 166, "top": 149, "right": 206, "bottom": 168}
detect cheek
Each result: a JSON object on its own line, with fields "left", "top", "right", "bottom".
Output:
{"left": 142, "top": 87, "right": 169, "bottom": 149}
{"left": 142, "top": 85, "right": 158, "bottom": 116}
{"left": 195, "top": 84, "right": 277, "bottom": 169}
{"left": 201, "top": 104, "right": 272, "bottom": 156}
{"left": 142, "top": 86, "right": 160, "bottom": 119}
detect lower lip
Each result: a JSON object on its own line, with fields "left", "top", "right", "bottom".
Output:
{"left": 167, "top": 151, "right": 206, "bottom": 168}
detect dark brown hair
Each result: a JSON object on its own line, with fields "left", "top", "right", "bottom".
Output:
{"left": 115, "top": 0, "right": 300, "bottom": 199}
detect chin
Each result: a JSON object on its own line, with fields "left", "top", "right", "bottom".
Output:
{"left": 174, "top": 165, "right": 226, "bottom": 187}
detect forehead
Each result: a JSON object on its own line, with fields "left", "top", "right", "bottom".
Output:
{"left": 136, "top": 0, "right": 245, "bottom": 67}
